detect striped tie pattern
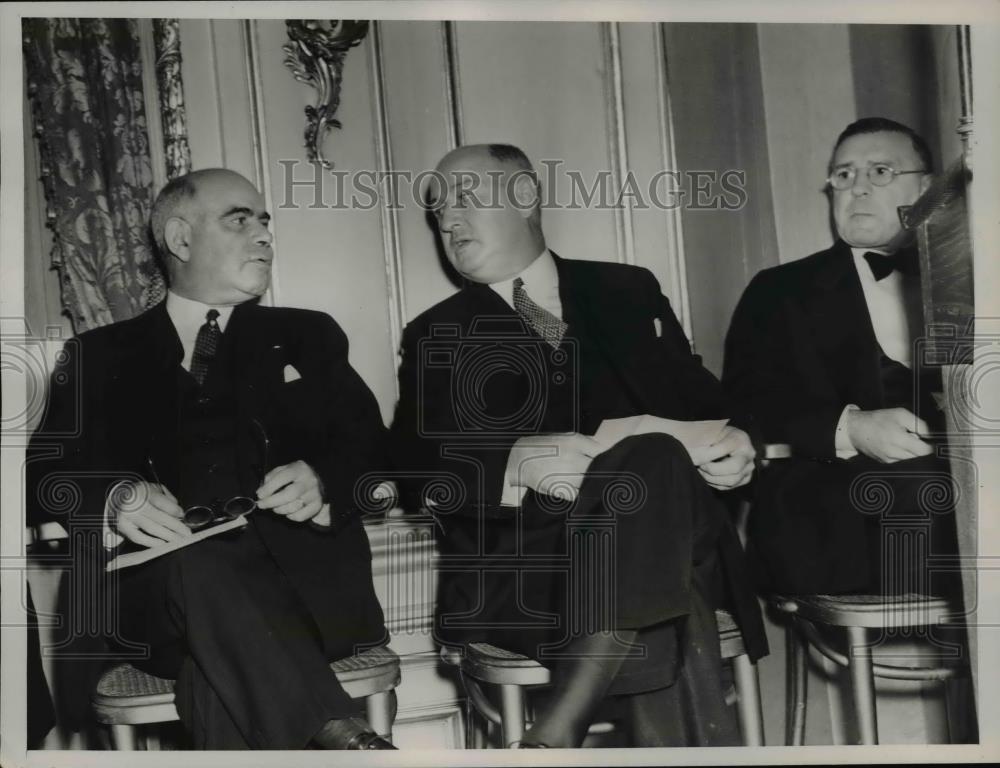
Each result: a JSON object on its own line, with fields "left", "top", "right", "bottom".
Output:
{"left": 512, "top": 277, "right": 567, "bottom": 349}
{"left": 190, "top": 309, "right": 221, "bottom": 386}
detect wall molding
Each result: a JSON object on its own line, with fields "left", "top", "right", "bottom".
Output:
{"left": 441, "top": 21, "right": 465, "bottom": 150}
{"left": 654, "top": 23, "right": 693, "bottom": 342}
{"left": 601, "top": 22, "right": 636, "bottom": 267}
{"left": 368, "top": 21, "right": 407, "bottom": 391}
{"left": 243, "top": 19, "right": 281, "bottom": 308}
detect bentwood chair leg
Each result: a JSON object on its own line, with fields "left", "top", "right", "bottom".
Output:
{"left": 846, "top": 625, "right": 878, "bottom": 745}
{"left": 732, "top": 654, "right": 765, "bottom": 746}
{"left": 366, "top": 690, "right": 397, "bottom": 740}
{"left": 786, "top": 621, "right": 807, "bottom": 746}
{"left": 109, "top": 724, "right": 139, "bottom": 750}
{"left": 498, "top": 684, "right": 526, "bottom": 747}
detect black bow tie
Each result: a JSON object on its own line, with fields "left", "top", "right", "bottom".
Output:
{"left": 863, "top": 248, "right": 920, "bottom": 281}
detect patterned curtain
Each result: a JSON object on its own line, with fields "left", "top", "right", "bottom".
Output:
{"left": 23, "top": 18, "right": 166, "bottom": 333}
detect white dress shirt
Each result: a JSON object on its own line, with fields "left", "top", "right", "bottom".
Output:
{"left": 489, "top": 248, "right": 562, "bottom": 319}
{"left": 166, "top": 291, "right": 235, "bottom": 370}
{"left": 834, "top": 248, "right": 921, "bottom": 456}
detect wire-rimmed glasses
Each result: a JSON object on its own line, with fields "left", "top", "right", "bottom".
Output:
{"left": 146, "top": 419, "right": 270, "bottom": 532}
{"left": 826, "top": 163, "right": 926, "bottom": 190}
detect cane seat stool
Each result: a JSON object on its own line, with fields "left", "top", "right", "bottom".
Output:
{"left": 773, "top": 593, "right": 966, "bottom": 745}
{"left": 92, "top": 645, "right": 401, "bottom": 750}
{"left": 442, "top": 608, "right": 765, "bottom": 747}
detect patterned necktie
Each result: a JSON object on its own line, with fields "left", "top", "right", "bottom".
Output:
{"left": 190, "top": 309, "right": 221, "bottom": 385}
{"left": 512, "top": 277, "right": 567, "bottom": 349}
{"left": 863, "top": 248, "right": 920, "bottom": 281}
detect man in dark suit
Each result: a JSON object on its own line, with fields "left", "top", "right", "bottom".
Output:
{"left": 391, "top": 144, "right": 766, "bottom": 747}
{"left": 723, "top": 117, "right": 958, "bottom": 597}
{"left": 27, "top": 169, "right": 393, "bottom": 749}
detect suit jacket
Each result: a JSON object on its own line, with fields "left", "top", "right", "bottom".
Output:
{"left": 722, "top": 240, "right": 954, "bottom": 593}
{"left": 26, "top": 300, "right": 387, "bottom": 724}
{"left": 391, "top": 254, "right": 766, "bottom": 661}
{"left": 723, "top": 239, "right": 905, "bottom": 459}
{"left": 392, "top": 253, "right": 730, "bottom": 516}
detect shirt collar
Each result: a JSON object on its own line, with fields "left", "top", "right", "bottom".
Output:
{"left": 488, "top": 249, "right": 557, "bottom": 310}
{"left": 165, "top": 291, "right": 235, "bottom": 337}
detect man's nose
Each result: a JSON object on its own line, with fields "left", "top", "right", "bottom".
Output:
{"left": 439, "top": 205, "right": 462, "bottom": 232}
{"left": 253, "top": 221, "right": 273, "bottom": 246}
{"left": 850, "top": 169, "right": 872, "bottom": 196}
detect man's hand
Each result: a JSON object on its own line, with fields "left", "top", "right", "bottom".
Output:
{"left": 507, "top": 433, "right": 603, "bottom": 502}
{"left": 688, "top": 426, "right": 756, "bottom": 491}
{"left": 112, "top": 481, "right": 191, "bottom": 548}
{"left": 256, "top": 460, "right": 326, "bottom": 522}
{"left": 846, "top": 407, "right": 932, "bottom": 463}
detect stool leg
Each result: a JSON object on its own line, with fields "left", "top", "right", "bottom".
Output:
{"left": 109, "top": 724, "right": 138, "bottom": 750}
{"left": 786, "top": 621, "right": 807, "bottom": 746}
{"left": 366, "top": 689, "right": 397, "bottom": 740}
{"left": 846, "top": 625, "right": 878, "bottom": 745}
{"left": 733, "top": 654, "right": 765, "bottom": 746}
{"left": 143, "top": 729, "right": 161, "bottom": 751}
{"left": 498, "top": 684, "right": 526, "bottom": 748}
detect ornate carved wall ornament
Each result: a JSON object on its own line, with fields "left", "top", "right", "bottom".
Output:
{"left": 282, "top": 20, "right": 370, "bottom": 169}
{"left": 152, "top": 18, "right": 192, "bottom": 180}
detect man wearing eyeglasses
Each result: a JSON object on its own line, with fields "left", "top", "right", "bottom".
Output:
{"left": 27, "top": 169, "right": 393, "bottom": 749}
{"left": 723, "top": 117, "right": 958, "bottom": 597}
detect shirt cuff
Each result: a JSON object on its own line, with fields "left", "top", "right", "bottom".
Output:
{"left": 103, "top": 481, "right": 127, "bottom": 549}
{"left": 835, "top": 404, "right": 861, "bottom": 459}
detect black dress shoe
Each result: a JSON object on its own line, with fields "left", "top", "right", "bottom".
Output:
{"left": 344, "top": 731, "right": 397, "bottom": 750}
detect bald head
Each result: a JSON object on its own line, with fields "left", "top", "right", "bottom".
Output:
{"left": 430, "top": 144, "right": 545, "bottom": 284}
{"left": 151, "top": 168, "right": 273, "bottom": 304}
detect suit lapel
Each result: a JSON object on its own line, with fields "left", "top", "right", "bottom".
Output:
{"left": 554, "top": 254, "right": 658, "bottom": 416}
{"left": 808, "top": 240, "right": 884, "bottom": 407}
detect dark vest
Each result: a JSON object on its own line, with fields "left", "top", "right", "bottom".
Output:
{"left": 171, "top": 332, "right": 256, "bottom": 510}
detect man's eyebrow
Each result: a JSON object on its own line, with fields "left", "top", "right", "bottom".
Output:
{"left": 220, "top": 206, "right": 270, "bottom": 221}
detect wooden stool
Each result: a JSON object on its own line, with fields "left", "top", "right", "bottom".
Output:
{"left": 774, "top": 593, "right": 965, "bottom": 745}
{"left": 92, "top": 645, "right": 401, "bottom": 749}
{"left": 444, "top": 608, "right": 764, "bottom": 747}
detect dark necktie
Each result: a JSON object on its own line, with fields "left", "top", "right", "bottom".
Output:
{"left": 863, "top": 248, "right": 920, "bottom": 281}
{"left": 512, "top": 277, "right": 567, "bottom": 349}
{"left": 190, "top": 309, "right": 221, "bottom": 385}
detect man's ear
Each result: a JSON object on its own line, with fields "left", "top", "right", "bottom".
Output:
{"left": 163, "top": 217, "right": 192, "bottom": 263}
{"left": 510, "top": 172, "right": 540, "bottom": 219}
{"left": 919, "top": 173, "right": 933, "bottom": 195}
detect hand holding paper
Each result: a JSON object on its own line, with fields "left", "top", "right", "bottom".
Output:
{"left": 691, "top": 425, "right": 756, "bottom": 490}
{"left": 593, "top": 415, "right": 754, "bottom": 491}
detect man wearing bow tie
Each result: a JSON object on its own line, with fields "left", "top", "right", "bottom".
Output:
{"left": 27, "top": 169, "right": 393, "bottom": 749}
{"left": 391, "top": 144, "right": 767, "bottom": 747}
{"left": 723, "top": 117, "right": 958, "bottom": 596}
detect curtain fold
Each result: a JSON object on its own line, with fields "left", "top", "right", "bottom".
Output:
{"left": 24, "top": 18, "right": 166, "bottom": 333}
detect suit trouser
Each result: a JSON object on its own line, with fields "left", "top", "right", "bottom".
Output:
{"left": 114, "top": 518, "right": 365, "bottom": 749}
{"left": 749, "top": 453, "right": 961, "bottom": 596}
{"left": 436, "top": 433, "right": 744, "bottom": 744}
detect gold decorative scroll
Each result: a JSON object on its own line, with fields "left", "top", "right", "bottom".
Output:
{"left": 283, "top": 20, "right": 370, "bottom": 169}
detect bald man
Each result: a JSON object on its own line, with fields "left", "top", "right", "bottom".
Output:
{"left": 391, "top": 145, "right": 767, "bottom": 747}
{"left": 27, "top": 170, "right": 393, "bottom": 749}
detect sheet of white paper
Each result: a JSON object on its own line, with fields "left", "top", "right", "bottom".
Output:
{"left": 105, "top": 515, "right": 249, "bottom": 572}
{"left": 593, "top": 415, "right": 729, "bottom": 455}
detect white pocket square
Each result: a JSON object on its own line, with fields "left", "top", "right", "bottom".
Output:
{"left": 283, "top": 364, "right": 302, "bottom": 383}
{"left": 653, "top": 318, "right": 663, "bottom": 337}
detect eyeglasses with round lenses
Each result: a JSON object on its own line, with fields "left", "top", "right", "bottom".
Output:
{"left": 827, "top": 163, "right": 925, "bottom": 190}
{"left": 180, "top": 495, "right": 257, "bottom": 531}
